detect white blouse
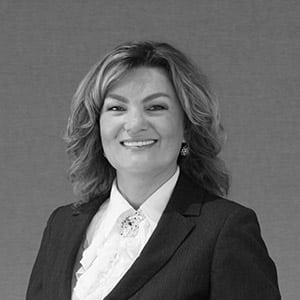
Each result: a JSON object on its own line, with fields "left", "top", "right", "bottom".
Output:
{"left": 72, "top": 168, "right": 179, "bottom": 300}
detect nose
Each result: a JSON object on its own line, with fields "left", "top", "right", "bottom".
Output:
{"left": 124, "top": 108, "right": 149, "bottom": 134}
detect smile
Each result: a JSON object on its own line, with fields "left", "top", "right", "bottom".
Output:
{"left": 121, "top": 139, "right": 157, "bottom": 147}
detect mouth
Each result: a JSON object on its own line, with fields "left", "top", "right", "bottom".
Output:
{"left": 120, "top": 139, "right": 158, "bottom": 148}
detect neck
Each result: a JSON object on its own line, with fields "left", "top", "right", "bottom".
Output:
{"left": 116, "top": 166, "right": 177, "bottom": 209}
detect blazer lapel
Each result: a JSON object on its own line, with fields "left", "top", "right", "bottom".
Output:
{"left": 105, "top": 172, "right": 205, "bottom": 300}
{"left": 55, "top": 196, "right": 108, "bottom": 299}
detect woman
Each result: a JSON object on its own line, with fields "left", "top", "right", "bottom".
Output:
{"left": 26, "top": 41, "right": 281, "bottom": 299}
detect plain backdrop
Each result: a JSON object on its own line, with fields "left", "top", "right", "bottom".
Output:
{"left": 1, "top": 1, "right": 299, "bottom": 299}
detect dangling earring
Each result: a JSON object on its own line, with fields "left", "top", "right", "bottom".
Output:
{"left": 180, "top": 144, "right": 189, "bottom": 156}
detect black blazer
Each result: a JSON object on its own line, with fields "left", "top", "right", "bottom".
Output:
{"left": 26, "top": 172, "right": 281, "bottom": 299}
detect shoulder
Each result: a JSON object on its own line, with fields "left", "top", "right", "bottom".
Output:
{"left": 202, "top": 194, "right": 256, "bottom": 219}
{"left": 48, "top": 197, "right": 104, "bottom": 219}
{"left": 44, "top": 197, "right": 105, "bottom": 231}
{"left": 195, "top": 194, "right": 271, "bottom": 266}
{"left": 193, "top": 191, "right": 262, "bottom": 239}
{"left": 40, "top": 204, "right": 75, "bottom": 232}
{"left": 176, "top": 171, "right": 259, "bottom": 226}
{"left": 48, "top": 203, "right": 75, "bottom": 219}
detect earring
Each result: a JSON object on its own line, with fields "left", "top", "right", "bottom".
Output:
{"left": 180, "top": 144, "right": 189, "bottom": 156}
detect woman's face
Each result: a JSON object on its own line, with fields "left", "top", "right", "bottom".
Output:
{"left": 100, "top": 67, "right": 185, "bottom": 178}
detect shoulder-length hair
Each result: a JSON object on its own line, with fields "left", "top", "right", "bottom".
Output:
{"left": 65, "top": 41, "right": 230, "bottom": 205}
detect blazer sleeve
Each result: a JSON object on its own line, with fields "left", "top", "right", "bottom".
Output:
{"left": 210, "top": 207, "right": 281, "bottom": 300}
{"left": 26, "top": 208, "right": 58, "bottom": 300}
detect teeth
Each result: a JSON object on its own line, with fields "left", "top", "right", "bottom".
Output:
{"left": 123, "top": 140, "right": 156, "bottom": 147}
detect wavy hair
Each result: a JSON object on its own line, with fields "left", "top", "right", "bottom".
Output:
{"left": 65, "top": 41, "right": 230, "bottom": 205}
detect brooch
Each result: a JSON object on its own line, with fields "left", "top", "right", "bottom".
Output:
{"left": 119, "top": 210, "right": 145, "bottom": 238}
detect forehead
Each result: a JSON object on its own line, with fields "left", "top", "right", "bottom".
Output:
{"left": 108, "top": 66, "right": 176, "bottom": 97}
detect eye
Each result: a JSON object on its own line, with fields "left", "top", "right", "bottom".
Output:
{"left": 107, "top": 105, "right": 126, "bottom": 112}
{"left": 147, "top": 104, "right": 167, "bottom": 111}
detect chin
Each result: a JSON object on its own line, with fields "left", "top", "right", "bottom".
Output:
{"left": 122, "top": 164, "right": 155, "bottom": 174}
{"left": 115, "top": 161, "right": 155, "bottom": 173}
{"left": 118, "top": 161, "right": 176, "bottom": 177}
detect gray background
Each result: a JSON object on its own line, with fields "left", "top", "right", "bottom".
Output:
{"left": 1, "top": 1, "right": 299, "bottom": 299}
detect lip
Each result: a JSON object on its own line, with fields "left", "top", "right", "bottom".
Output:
{"left": 120, "top": 139, "right": 158, "bottom": 148}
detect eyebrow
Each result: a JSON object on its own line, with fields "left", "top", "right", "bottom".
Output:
{"left": 105, "top": 92, "right": 171, "bottom": 103}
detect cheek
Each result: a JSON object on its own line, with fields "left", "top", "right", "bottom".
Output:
{"left": 164, "top": 115, "right": 185, "bottom": 142}
{"left": 99, "top": 117, "right": 113, "bottom": 147}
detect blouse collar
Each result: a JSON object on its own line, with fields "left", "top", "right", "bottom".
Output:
{"left": 102, "top": 167, "right": 180, "bottom": 238}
